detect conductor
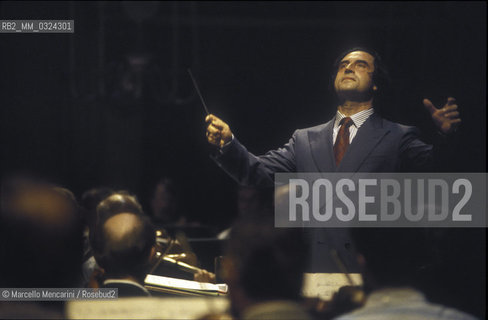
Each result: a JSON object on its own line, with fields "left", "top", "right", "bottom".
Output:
{"left": 205, "top": 47, "right": 460, "bottom": 186}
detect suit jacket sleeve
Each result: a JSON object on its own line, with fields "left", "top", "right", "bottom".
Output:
{"left": 212, "top": 133, "right": 298, "bottom": 187}
{"left": 398, "top": 126, "right": 434, "bottom": 172}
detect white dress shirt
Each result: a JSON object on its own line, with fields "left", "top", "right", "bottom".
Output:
{"left": 333, "top": 108, "right": 375, "bottom": 144}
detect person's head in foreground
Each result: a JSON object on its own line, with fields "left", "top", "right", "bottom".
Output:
{"left": 224, "top": 217, "right": 311, "bottom": 320}
{"left": 94, "top": 211, "right": 156, "bottom": 289}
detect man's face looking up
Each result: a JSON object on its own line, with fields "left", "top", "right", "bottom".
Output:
{"left": 334, "top": 51, "right": 377, "bottom": 101}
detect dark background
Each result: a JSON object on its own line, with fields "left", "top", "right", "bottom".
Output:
{"left": 0, "top": 1, "right": 485, "bottom": 317}
{"left": 0, "top": 1, "right": 485, "bottom": 226}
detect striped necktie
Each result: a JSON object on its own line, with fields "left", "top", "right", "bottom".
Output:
{"left": 334, "top": 117, "right": 353, "bottom": 165}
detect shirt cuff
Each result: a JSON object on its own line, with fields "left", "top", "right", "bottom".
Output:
{"left": 219, "top": 134, "right": 235, "bottom": 154}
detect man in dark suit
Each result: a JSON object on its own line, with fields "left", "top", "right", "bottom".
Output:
{"left": 93, "top": 200, "right": 156, "bottom": 297}
{"left": 204, "top": 48, "right": 461, "bottom": 272}
{"left": 205, "top": 48, "right": 460, "bottom": 185}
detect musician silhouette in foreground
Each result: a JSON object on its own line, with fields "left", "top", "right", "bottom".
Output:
{"left": 224, "top": 217, "right": 313, "bottom": 320}
{"left": 333, "top": 228, "right": 478, "bottom": 320}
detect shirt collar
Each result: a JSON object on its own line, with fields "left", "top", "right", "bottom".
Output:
{"left": 334, "top": 108, "right": 374, "bottom": 129}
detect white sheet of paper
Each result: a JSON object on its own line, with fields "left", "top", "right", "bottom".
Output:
{"left": 301, "top": 273, "right": 363, "bottom": 300}
{"left": 67, "top": 297, "right": 229, "bottom": 320}
{"left": 144, "top": 274, "right": 228, "bottom": 293}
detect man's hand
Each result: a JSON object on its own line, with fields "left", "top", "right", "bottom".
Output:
{"left": 205, "top": 114, "right": 233, "bottom": 148}
{"left": 193, "top": 269, "right": 216, "bottom": 283}
{"left": 423, "top": 97, "right": 461, "bottom": 134}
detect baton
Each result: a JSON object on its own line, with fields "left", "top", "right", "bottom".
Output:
{"left": 187, "top": 69, "right": 210, "bottom": 115}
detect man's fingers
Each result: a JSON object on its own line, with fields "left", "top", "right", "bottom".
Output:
{"left": 205, "top": 114, "right": 232, "bottom": 146}
{"left": 207, "top": 123, "right": 223, "bottom": 146}
{"left": 210, "top": 119, "right": 225, "bottom": 130}
{"left": 425, "top": 97, "right": 461, "bottom": 134}
{"left": 424, "top": 98, "right": 459, "bottom": 115}
{"left": 205, "top": 114, "right": 215, "bottom": 123}
{"left": 207, "top": 131, "right": 222, "bottom": 140}
{"left": 422, "top": 98, "right": 437, "bottom": 114}
{"left": 205, "top": 114, "right": 226, "bottom": 129}
{"left": 446, "top": 97, "right": 456, "bottom": 105}
{"left": 207, "top": 125, "right": 221, "bottom": 135}
{"left": 444, "top": 111, "right": 460, "bottom": 119}
{"left": 207, "top": 135, "right": 220, "bottom": 145}
{"left": 442, "top": 105, "right": 458, "bottom": 112}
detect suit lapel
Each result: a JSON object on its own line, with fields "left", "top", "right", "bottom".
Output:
{"left": 309, "top": 118, "right": 337, "bottom": 172}
{"left": 337, "top": 113, "right": 390, "bottom": 172}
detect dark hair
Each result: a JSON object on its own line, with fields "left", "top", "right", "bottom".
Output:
{"left": 350, "top": 228, "right": 430, "bottom": 288}
{"left": 96, "top": 192, "right": 143, "bottom": 222}
{"left": 95, "top": 212, "right": 155, "bottom": 280}
{"left": 91, "top": 192, "right": 144, "bottom": 256}
{"left": 80, "top": 186, "right": 114, "bottom": 228}
{"left": 330, "top": 47, "right": 391, "bottom": 111}
{"left": 227, "top": 217, "right": 307, "bottom": 301}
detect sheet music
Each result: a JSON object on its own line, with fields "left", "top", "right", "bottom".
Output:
{"left": 144, "top": 274, "right": 228, "bottom": 294}
{"left": 301, "top": 273, "right": 363, "bottom": 300}
{"left": 67, "top": 297, "right": 229, "bottom": 319}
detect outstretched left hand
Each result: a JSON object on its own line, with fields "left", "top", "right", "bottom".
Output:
{"left": 423, "top": 97, "right": 461, "bottom": 134}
